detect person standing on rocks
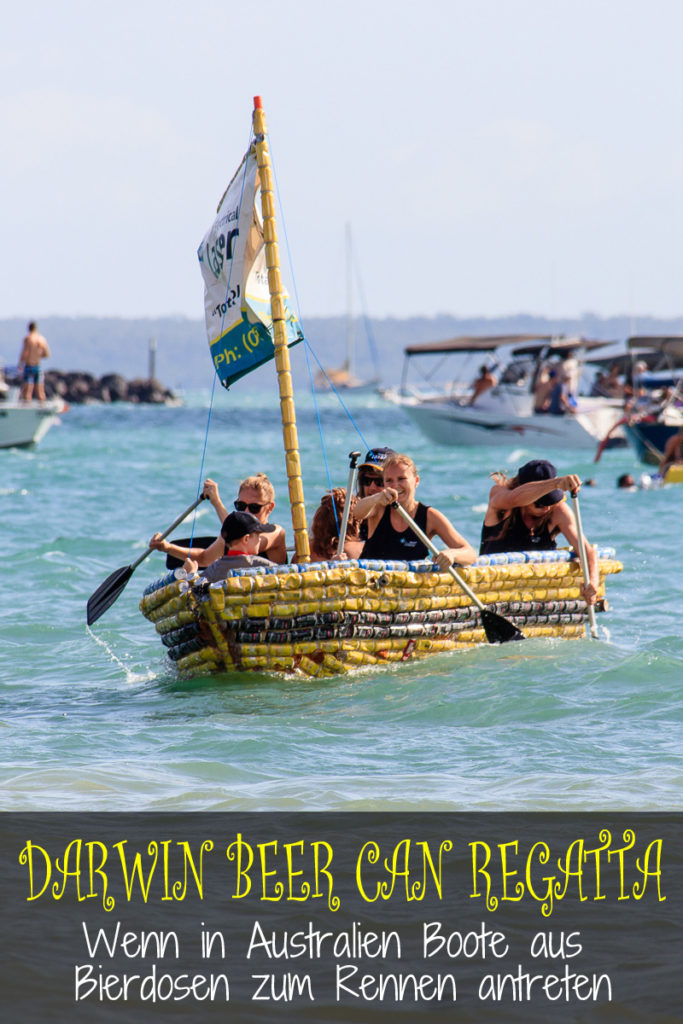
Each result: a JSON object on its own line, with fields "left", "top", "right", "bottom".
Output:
{"left": 18, "top": 322, "right": 51, "bottom": 401}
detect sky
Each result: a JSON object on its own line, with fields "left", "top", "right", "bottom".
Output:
{"left": 3, "top": 0, "right": 683, "bottom": 323}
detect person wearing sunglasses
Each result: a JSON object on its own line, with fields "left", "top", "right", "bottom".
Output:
{"left": 479, "top": 458, "right": 598, "bottom": 605}
{"left": 148, "top": 472, "right": 287, "bottom": 567}
{"left": 355, "top": 447, "right": 395, "bottom": 542}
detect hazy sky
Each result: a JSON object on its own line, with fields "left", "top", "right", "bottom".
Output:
{"left": 3, "top": 0, "right": 683, "bottom": 322}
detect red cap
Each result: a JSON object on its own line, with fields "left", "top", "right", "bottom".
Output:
{"left": 253, "top": 95, "right": 262, "bottom": 109}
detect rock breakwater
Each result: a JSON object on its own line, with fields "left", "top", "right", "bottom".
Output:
{"left": 8, "top": 370, "right": 178, "bottom": 404}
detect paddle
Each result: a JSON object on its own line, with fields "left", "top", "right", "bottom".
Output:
{"left": 391, "top": 502, "right": 525, "bottom": 644}
{"left": 570, "top": 490, "right": 598, "bottom": 639}
{"left": 337, "top": 451, "right": 361, "bottom": 555}
{"left": 86, "top": 495, "right": 206, "bottom": 626}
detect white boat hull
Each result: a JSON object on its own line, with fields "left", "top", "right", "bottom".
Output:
{"left": 0, "top": 400, "right": 65, "bottom": 448}
{"left": 391, "top": 395, "right": 622, "bottom": 449}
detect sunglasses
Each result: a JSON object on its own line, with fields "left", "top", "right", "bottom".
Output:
{"left": 234, "top": 499, "right": 267, "bottom": 514}
{"left": 359, "top": 474, "right": 383, "bottom": 487}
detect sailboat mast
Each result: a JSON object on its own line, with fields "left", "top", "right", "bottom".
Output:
{"left": 252, "top": 96, "right": 310, "bottom": 563}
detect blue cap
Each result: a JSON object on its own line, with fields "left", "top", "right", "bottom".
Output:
{"left": 359, "top": 447, "right": 395, "bottom": 470}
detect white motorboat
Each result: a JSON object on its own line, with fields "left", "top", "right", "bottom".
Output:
{"left": 382, "top": 335, "right": 624, "bottom": 450}
{"left": 0, "top": 386, "right": 66, "bottom": 448}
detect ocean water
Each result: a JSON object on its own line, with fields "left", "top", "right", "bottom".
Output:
{"left": 2, "top": 386, "right": 681, "bottom": 813}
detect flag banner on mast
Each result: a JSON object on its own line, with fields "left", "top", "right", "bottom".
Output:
{"left": 197, "top": 147, "right": 302, "bottom": 389}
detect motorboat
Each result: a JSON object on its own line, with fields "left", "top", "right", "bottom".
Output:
{"left": 611, "top": 336, "right": 683, "bottom": 465}
{"left": 382, "top": 335, "right": 624, "bottom": 450}
{"left": 0, "top": 384, "right": 66, "bottom": 449}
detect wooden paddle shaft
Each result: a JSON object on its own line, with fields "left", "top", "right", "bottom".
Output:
{"left": 570, "top": 491, "right": 598, "bottom": 639}
{"left": 391, "top": 502, "right": 486, "bottom": 612}
{"left": 129, "top": 495, "right": 206, "bottom": 572}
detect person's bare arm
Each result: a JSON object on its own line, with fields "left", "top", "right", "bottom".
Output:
{"left": 489, "top": 474, "right": 582, "bottom": 512}
{"left": 259, "top": 524, "right": 288, "bottom": 564}
{"left": 202, "top": 478, "right": 228, "bottom": 522}
{"left": 354, "top": 487, "right": 397, "bottom": 522}
{"left": 148, "top": 533, "right": 223, "bottom": 567}
{"left": 658, "top": 435, "right": 678, "bottom": 475}
{"left": 426, "top": 508, "right": 477, "bottom": 567}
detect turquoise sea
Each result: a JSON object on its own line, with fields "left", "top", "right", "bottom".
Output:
{"left": 2, "top": 386, "right": 681, "bottom": 813}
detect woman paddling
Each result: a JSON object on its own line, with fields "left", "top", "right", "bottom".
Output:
{"left": 355, "top": 452, "right": 476, "bottom": 569}
{"left": 480, "top": 458, "right": 598, "bottom": 605}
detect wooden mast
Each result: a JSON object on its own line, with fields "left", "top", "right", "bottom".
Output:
{"left": 252, "top": 96, "right": 310, "bottom": 563}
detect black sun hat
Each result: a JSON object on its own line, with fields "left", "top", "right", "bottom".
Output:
{"left": 517, "top": 459, "right": 564, "bottom": 506}
{"left": 220, "top": 510, "right": 276, "bottom": 543}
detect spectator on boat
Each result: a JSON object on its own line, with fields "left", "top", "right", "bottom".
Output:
{"left": 468, "top": 365, "right": 497, "bottom": 406}
{"left": 624, "top": 361, "right": 650, "bottom": 412}
{"left": 559, "top": 349, "right": 580, "bottom": 396}
{"left": 356, "top": 447, "right": 396, "bottom": 542}
{"left": 183, "top": 511, "right": 275, "bottom": 581}
{"left": 309, "top": 488, "right": 364, "bottom": 561}
{"left": 592, "top": 363, "right": 624, "bottom": 399}
{"left": 479, "top": 458, "right": 598, "bottom": 605}
{"left": 533, "top": 367, "right": 556, "bottom": 413}
{"left": 355, "top": 452, "right": 477, "bottom": 568}
{"left": 149, "top": 472, "right": 287, "bottom": 566}
{"left": 547, "top": 373, "right": 577, "bottom": 416}
{"left": 658, "top": 426, "right": 683, "bottom": 477}
{"left": 18, "top": 322, "right": 51, "bottom": 401}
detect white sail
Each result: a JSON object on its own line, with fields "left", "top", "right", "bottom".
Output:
{"left": 197, "top": 148, "right": 301, "bottom": 388}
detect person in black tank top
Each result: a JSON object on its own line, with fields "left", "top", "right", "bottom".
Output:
{"left": 479, "top": 458, "right": 600, "bottom": 607}
{"left": 354, "top": 452, "right": 476, "bottom": 569}
{"left": 362, "top": 501, "right": 431, "bottom": 560}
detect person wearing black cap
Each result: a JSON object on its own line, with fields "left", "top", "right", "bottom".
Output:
{"left": 356, "top": 448, "right": 395, "bottom": 496}
{"left": 479, "top": 459, "right": 598, "bottom": 604}
{"left": 356, "top": 447, "right": 396, "bottom": 542}
{"left": 149, "top": 471, "right": 287, "bottom": 567}
{"left": 183, "top": 510, "right": 276, "bottom": 582}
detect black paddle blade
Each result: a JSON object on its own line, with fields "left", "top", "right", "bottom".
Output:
{"left": 480, "top": 608, "right": 525, "bottom": 644}
{"left": 86, "top": 565, "right": 134, "bottom": 626}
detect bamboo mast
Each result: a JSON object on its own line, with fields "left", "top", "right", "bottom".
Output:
{"left": 252, "top": 96, "right": 310, "bottom": 563}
